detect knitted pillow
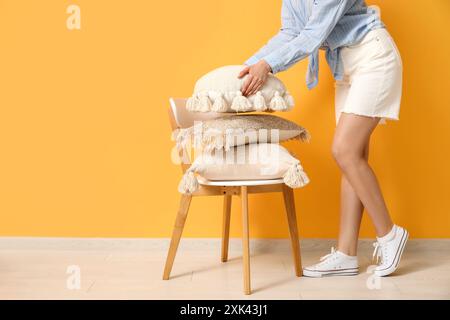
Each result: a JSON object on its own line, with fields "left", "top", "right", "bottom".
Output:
{"left": 175, "top": 114, "right": 310, "bottom": 151}
{"left": 178, "top": 143, "right": 310, "bottom": 194}
{"left": 186, "top": 65, "right": 295, "bottom": 113}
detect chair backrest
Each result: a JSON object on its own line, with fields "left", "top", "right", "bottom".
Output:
{"left": 168, "top": 98, "right": 225, "bottom": 130}
{"left": 169, "top": 98, "right": 227, "bottom": 173}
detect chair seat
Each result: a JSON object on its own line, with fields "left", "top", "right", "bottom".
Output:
{"left": 197, "top": 176, "right": 284, "bottom": 187}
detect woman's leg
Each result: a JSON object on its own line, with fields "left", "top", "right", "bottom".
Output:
{"left": 332, "top": 113, "right": 393, "bottom": 238}
{"left": 337, "top": 143, "right": 369, "bottom": 256}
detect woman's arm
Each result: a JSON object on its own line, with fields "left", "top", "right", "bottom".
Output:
{"left": 264, "top": 0, "right": 354, "bottom": 74}
{"left": 241, "top": 0, "right": 355, "bottom": 96}
{"left": 239, "top": 0, "right": 298, "bottom": 96}
{"left": 244, "top": 0, "right": 298, "bottom": 66}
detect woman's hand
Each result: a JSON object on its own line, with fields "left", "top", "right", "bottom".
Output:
{"left": 238, "top": 60, "right": 272, "bottom": 96}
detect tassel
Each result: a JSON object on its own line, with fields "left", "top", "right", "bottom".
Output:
{"left": 284, "top": 92, "right": 295, "bottom": 110}
{"left": 231, "top": 91, "right": 252, "bottom": 112}
{"left": 198, "top": 92, "right": 212, "bottom": 112}
{"left": 178, "top": 170, "right": 199, "bottom": 194}
{"left": 211, "top": 92, "right": 228, "bottom": 112}
{"left": 299, "top": 130, "right": 311, "bottom": 143}
{"left": 175, "top": 127, "right": 193, "bottom": 150}
{"left": 186, "top": 94, "right": 199, "bottom": 112}
{"left": 283, "top": 162, "right": 310, "bottom": 188}
{"left": 269, "top": 91, "right": 288, "bottom": 111}
{"left": 254, "top": 91, "right": 267, "bottom": 111}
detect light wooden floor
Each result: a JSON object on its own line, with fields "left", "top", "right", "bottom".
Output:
{"left": 0, "top": 238, "right": 448, "bottom": 300}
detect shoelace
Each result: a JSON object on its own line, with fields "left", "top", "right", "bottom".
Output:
{"left": 320, "top": 247, "right": 337, "bottom": 262}
{"left": 372, "top": 242, "right": 385, "bottom": 264}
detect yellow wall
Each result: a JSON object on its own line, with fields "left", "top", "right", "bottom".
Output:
{"left": 0, "top": 0, "right": 449, "bottom": 238}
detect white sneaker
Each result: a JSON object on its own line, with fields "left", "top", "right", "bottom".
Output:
{"left": 303, "top": 247, "right": 359, "bottom": 278}
{"left": 372, "top": 225, "right": 409, "bottom": 277}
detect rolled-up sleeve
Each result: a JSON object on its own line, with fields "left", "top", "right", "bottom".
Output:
{"left": 263, "top": 0, "right": 353, "bottom": 74}
{"left": 244, "top": 0, "right": 298, "bottom": 66}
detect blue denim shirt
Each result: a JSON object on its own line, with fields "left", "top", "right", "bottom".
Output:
{"left": 245, "top": 0, "right": 384, "bottom": 89}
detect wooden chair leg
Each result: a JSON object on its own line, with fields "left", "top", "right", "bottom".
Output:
{"left": 282, "top": 185, "right": 303, "bottom": 277}
{"left": 241, "top": 186, "right": 251, "bottom": 295}
{"left": 221, "top": 195, "right": 232, "bottom": 262}
{"left": 163, "top": 194, "right": 192, "bottom": 280}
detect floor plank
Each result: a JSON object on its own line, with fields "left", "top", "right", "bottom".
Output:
{"left": 0, "top": 238, "right": 448, "bottom": 300}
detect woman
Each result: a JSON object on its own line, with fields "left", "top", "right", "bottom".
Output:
{"left": 239, "top": 0, "right": 407, "bottom": 277}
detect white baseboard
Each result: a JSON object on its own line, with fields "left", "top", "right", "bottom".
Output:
{"left": 0, "top": 237, "right": 447, "bottom": 252}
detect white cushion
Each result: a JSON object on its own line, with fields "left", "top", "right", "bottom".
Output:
{"left": 178, "top": 143, "right": 310, "bottom": 194}
{"left": 186, "top": 65, "right": 295, "bottom": 113}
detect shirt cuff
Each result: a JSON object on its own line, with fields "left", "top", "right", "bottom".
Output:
{"left": 263, "top": 53, "right": 283, "bottom": 74}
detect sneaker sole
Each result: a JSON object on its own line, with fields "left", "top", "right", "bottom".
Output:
{"left": 374, "top": 229, "right": 409, "bottom": 277}
{"left": 302, "top": 268, "right": 359, "bottom": 278}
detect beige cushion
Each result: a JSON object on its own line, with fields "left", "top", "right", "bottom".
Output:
{"left": 178, "top": 143, "right": 310, "bottom": 194}
{"left": 186, "top": 65, "right": 295, "bottom": 113}
{"left": 175, "top": 114, "right": 310, "bottom": 151}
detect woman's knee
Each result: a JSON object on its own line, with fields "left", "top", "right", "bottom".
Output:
{"left": 332, "top": 141, "right": 363, "bottom": 170}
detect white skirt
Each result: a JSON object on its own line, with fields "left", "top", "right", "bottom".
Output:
{"left": 335, "top": 28, "right": 403, "bottom": 124}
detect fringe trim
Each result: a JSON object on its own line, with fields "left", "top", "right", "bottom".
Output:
{"left": 293, "top": 129, "right": 311, "bottom": 143}
{"left": 283, "top": 162, "right": 310, "bottom": 188}
{"left": 187, "top": 90, "right": 295, "bottom": 113}
{"left": 174, "top": 127, "right": 194, "bottom": 150}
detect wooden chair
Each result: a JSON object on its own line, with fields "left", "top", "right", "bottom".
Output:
{"left": 163, "top": 98, "right": 303, "bottom": 295}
